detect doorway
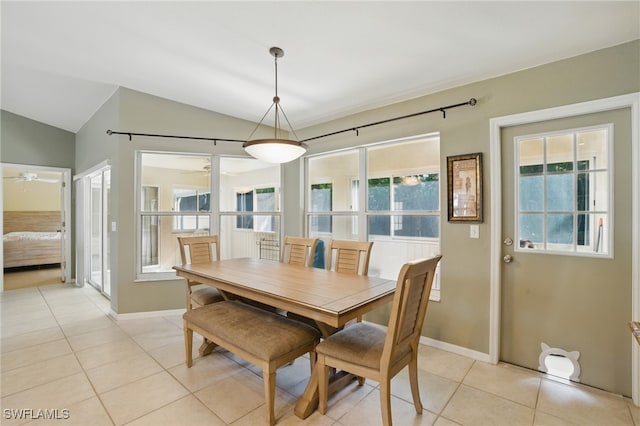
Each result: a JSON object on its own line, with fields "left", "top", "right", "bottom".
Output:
{"left": 489, "top": 93, "right": 640, "bottom": 405}
{"left": 84, "top": 166, "right": 111, "bottom": 297}
{"left": 1, "top": 163, "right": 72, "bottom": 291}
{"left": 501, "top": 110, "right": 630, "bottom": 395}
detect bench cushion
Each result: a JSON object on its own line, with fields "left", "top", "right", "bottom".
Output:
{"left": 191, "top": 286, "right": 224, "bottom": 306}
{"left": 184, "top": 300, "right": 320, "bottom": 361}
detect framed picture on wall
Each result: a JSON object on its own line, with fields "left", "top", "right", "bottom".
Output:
{"left": 447, "top": 152, "right": 483, "bottom": 222}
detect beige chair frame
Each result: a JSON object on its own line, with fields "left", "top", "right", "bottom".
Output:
{"left": 177, "top": 235, "right": 224, "bottom": 310}
{"left": 281, "top": 236, "right": 318, "bottom": 267}
{"left": 316, "top": 255, "right": 442, "bottom": 426}
{"left": 326, "top": 239, "right": 373, "bottom": 275}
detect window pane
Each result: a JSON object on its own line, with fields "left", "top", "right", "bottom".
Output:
{"left": 393, "top": 174, "right": 439, "bottom": 211}
{"left": 393, "top": 215, "right": 439, "bottom": 238}
{"left": 519, "top": 213, "right": 543, "bottom": 246}
{"left": 546, "top": 133, "right": 573, "bottom": 166}
{"left": 236, "top": 191, "right": 253, "bottom": 229}
{"left": 311, "top": 184, "right": 332, "bottom": 212}
{"left": 141, "top": 216, "right": 207, "bottom": 273}
{"left": 308, "top": 151, "right": 359, "bottom": 211}
{"left": 546, "top": 174, "right": 574, "bottom": 211}
{"left": 141, "top": 153, "right": 211, "bottom": 212}
{"left": 547, "top": 213, "right": 573, "bottom": 244}
{"left": 309, "top": 214, "right": 332, "bottom": 234}
{"left": 577, "top": 129, "right": 608, "bottom": 170}
{"left": 368, "top": 178, "right": 390, "bottom": 211}
{"left": 519, "top": 138, "right": 544, "bottom": 172}
{"left": 308, "top": 215, "right": 358, "bottom": 240}
{"left": 519, "top": 175, "right": 543, "bottom": 211}
{"left": 220, "top": 215, "right": 281, "bottom": 260}
{"left": 368, "top": 215, "right": 390, "bottom": 236}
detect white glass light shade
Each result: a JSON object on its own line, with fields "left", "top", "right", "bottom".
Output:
{"left": 243, "top": 139, "right": 308, "bottom": 164}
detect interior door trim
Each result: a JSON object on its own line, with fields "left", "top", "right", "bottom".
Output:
{"left": 489, "top": 93, "right": 640, "bottom": 404}
{"left": 0, "top": 163, "right": 72, "bottom": 290}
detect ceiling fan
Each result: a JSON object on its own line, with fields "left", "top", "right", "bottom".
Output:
{"left": 4, "top": 172, "right": 59, "bottom": 183}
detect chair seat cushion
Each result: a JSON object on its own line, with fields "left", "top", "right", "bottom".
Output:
{"left": 191, "top": 286, "right": 224, "bottom": 306}
{"left": 316, "top": 322, "right": 387, "bottom": 369}
{"left": 183, "top": 301, "right": 320, "bottom": 361}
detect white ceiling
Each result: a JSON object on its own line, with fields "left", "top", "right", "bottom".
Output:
{"left": 1, "top": 1, "right": 638, "bottom": 134}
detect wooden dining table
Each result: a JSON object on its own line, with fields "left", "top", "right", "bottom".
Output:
{"left": 173, "top": 257, "right": 397, "bottom": 419}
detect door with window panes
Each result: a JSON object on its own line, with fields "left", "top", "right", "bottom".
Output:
{"left": 500, "top": 109, "right": 632, "bottom": 396}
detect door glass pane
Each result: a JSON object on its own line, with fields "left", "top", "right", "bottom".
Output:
{"left": 546, "top": 174, "right": 574, "bottom": 211}
{"left": 547, "top": 213, "right": 574, "bottom": 246}
{"left": 103, "top": 169, "right": 111, "bottom": 297}
{"left": 577, "top": 128, "right": 608, "bottom": 170}
{"left": 519, "top": 175, "right": 544, "bottom": 211}
{"left": 519, "top": 213, "right": 543, "bottom": 247}
{"left": 546, "top": 133, "right": 573, "bottom": 166}
{"left": 89, "top": 174, "right": 102, "bottom": 288}
{"left": 516, "top": 125, "right": 610, "bottom": 256}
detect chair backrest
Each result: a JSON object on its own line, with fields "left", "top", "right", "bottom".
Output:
{"left": 281, "top": 236, "right": 318, "bottom": 267}
{"left": 326, "top": 240, "right": 373, "bottom": 276}
{"left": 381, "top": 255, "right": 442, "bottom": 369}
{"left": 177, "top": 235, "right": 220, "bottom": 265}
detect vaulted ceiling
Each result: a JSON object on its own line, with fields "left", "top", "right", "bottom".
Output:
{"left": 2, "top": 1, "right": 638, "bottom": 134}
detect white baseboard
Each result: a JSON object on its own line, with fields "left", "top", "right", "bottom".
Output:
{"left": 109, "top": 308, "right": 186, "bottom": 321}
{"left": 419, "top": 335, "right": 492, "bottom": 363}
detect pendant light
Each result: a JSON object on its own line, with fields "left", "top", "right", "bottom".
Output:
{"left": 243, "top": 47, "right": 307, "bottom": 163}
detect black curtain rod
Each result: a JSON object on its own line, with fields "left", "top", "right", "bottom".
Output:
{"left": 300, "top": 98, "right": 477, "bottom": 142}
{"left": 106, "top": 97, "right": 477, "bottom": 144}
{"left": 105, "top": 129, "right": 244, "bottom": 144}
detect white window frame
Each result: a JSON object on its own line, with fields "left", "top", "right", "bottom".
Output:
{"left": 514, "top": 124, "right": 613, "bottom": 258}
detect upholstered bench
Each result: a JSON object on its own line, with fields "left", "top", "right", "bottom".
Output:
{"left": 183, "top": 300, "right": 320, "bottom": 426}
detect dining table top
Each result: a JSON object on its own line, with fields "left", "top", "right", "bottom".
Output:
{"left": 173, "top": 257, "right": 397, "bottom": 330}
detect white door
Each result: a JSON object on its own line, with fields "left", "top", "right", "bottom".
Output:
{"left": 85, "top": 166, "right": 111, "bottom": 297}
{"left": 500, "top": 108, "right": 632, "bottom": 396}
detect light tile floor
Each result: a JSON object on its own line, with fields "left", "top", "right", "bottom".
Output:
{"left": 1, "top": 283, "right": 638, "bottom": 426}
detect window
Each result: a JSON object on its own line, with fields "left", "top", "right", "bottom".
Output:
{"left": 136, "top": 153, "right": 282, "bottom": 279}
{"left": 516, "top": 125, "right": 611, "bottom": 256}
{"left": 174, "top": 189, "right": 210, "bottom": 231}
{"left": 310, "top": 183, "right": 332, "bottom": 233}
{"left": 235, "top": 187, "right": 277, "bottom": 232}
{"left": 236, "top": 190, "right": 253, "bottom": 229}
{"left": 306, "top": 135, "right": 442, "bottom": 300}
{"left": 367, "top": 174, "right": 440, "bottom": 238}
{"left": 137, "top": 152, "right": 213, "bottom": 277}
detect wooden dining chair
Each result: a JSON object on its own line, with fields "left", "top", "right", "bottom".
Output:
{"left": 177, "top": 235, "right": 225, "bottom": 310}
{"left": 177, "top": 235, "right": 225, "bottom": 355}
{"left": 315, "top": 255, "right": 442, "bottom": 426}
{"left": 326, "top": 239, "right": 373, "bottom": 275}
{"left": 281, "top": 236, "right": 318, "bottom": 267}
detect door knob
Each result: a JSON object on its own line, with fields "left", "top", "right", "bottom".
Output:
{"left": 503, "top": 254, "right": 513, "bottom": 263}
{"left": 503, "top": 237, "right": 513, "bottom": 246}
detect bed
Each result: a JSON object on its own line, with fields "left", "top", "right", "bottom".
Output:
{"left": 3, "top": 211, "right": 62, "bottom": 269}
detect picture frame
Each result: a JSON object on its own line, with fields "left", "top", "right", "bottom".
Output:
{"left": 447, "top": 152, "right": 483, "bottom": 222}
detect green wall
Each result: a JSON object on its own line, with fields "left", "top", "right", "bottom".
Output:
{"left": 1, "top": 110, "right": 74, "bottom": 167}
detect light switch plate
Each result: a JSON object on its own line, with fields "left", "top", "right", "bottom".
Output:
{"left": 470, "top": 224, "right": 479, "bottom": 239}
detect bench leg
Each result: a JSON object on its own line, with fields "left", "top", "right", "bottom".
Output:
{"left": 198, "top": 338, "right": 217, "bottom": 356}
{"left": 184, "top": 320, "right": 193, "bottom": 368}
{"left": 263, "top": 370, "right": 276, "bottom": 426}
